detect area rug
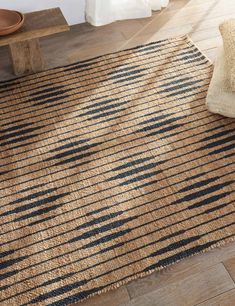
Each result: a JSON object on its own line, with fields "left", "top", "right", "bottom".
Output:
{"left": 0, "top": 36, "right": 235, "bottom": 306}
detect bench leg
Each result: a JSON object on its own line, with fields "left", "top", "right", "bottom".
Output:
{"left": 9, "top": 38, "right": 44, "bottom": 76}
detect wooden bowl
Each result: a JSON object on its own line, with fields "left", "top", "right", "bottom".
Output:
{"left": 0, "top": 9, "right": 21, "bottom": 28}
{"left": 0, "top": 10, "right": 24, "bottom": 36}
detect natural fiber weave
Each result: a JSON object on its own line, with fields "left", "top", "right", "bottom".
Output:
{"left": 219, "top": 19, "right": 235, "bottom": 91}
{"left": 206, "top": 46, "right": 235, "bottom": 118}
{"left": 0, "top": 36, "right": 235, "bottom": 306}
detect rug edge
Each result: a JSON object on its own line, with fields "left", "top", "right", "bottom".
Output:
{"left": 77, "top": 235, "right": 235, "bottom": 304}
{"left": 0, "top": 35, "right": 210, "bottom": 84}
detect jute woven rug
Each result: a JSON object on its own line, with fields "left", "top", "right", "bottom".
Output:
{"left": 0, "top": 36, "right": 235, "bottom": 306}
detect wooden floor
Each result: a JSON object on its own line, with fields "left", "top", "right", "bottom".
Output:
{"left": 0, "top": 0, "right": 235, "bottom": 305}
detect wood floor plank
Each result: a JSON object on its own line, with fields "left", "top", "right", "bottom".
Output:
{"left": 194, "top": 36, "right": 222, "bottom": 51}
{"left": 107, "top": 19, "right": 144, "bottom": 40}
{"left": 203, "top": 48, "right": 219, "bottom": 63}
{"left": 138, "top": 0, "right": 235, "bottom": 35}
{"left": 123, "top": 264, "right": 235, "bottom": 306}
{"left": 196, "top": 289, "right": 235, "bottom": 306}
{"left": 126, "top": 248, "right": 221, "bottom": 299}
{"left": 215, "top": 242, "right": 235, "bottom": 263}
{"left": 223, "top": 258, "right": 235, "bottom": 282}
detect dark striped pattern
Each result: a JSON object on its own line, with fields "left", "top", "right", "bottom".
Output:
{"left": 0, "top": 36, "right": 235, "bottom": 306}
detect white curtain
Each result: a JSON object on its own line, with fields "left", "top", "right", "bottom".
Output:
{"left": 86, "top": 0, "right": 169, "bottom": 26}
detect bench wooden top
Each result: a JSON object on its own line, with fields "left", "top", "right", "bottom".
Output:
{"left": 0, "top": 7, "right": 69, "bottom": 46}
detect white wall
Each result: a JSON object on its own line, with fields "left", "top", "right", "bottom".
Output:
{"left": 0, "top": 0, "right": 86, "bottom": 25}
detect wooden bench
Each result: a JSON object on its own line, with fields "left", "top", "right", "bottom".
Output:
{"left": 0, "top": 7, "right": 69, "bottom": 75}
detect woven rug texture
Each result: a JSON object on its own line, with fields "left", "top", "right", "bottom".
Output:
{"left": 0, "top": 36, "right": 235, "bottom": 306}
